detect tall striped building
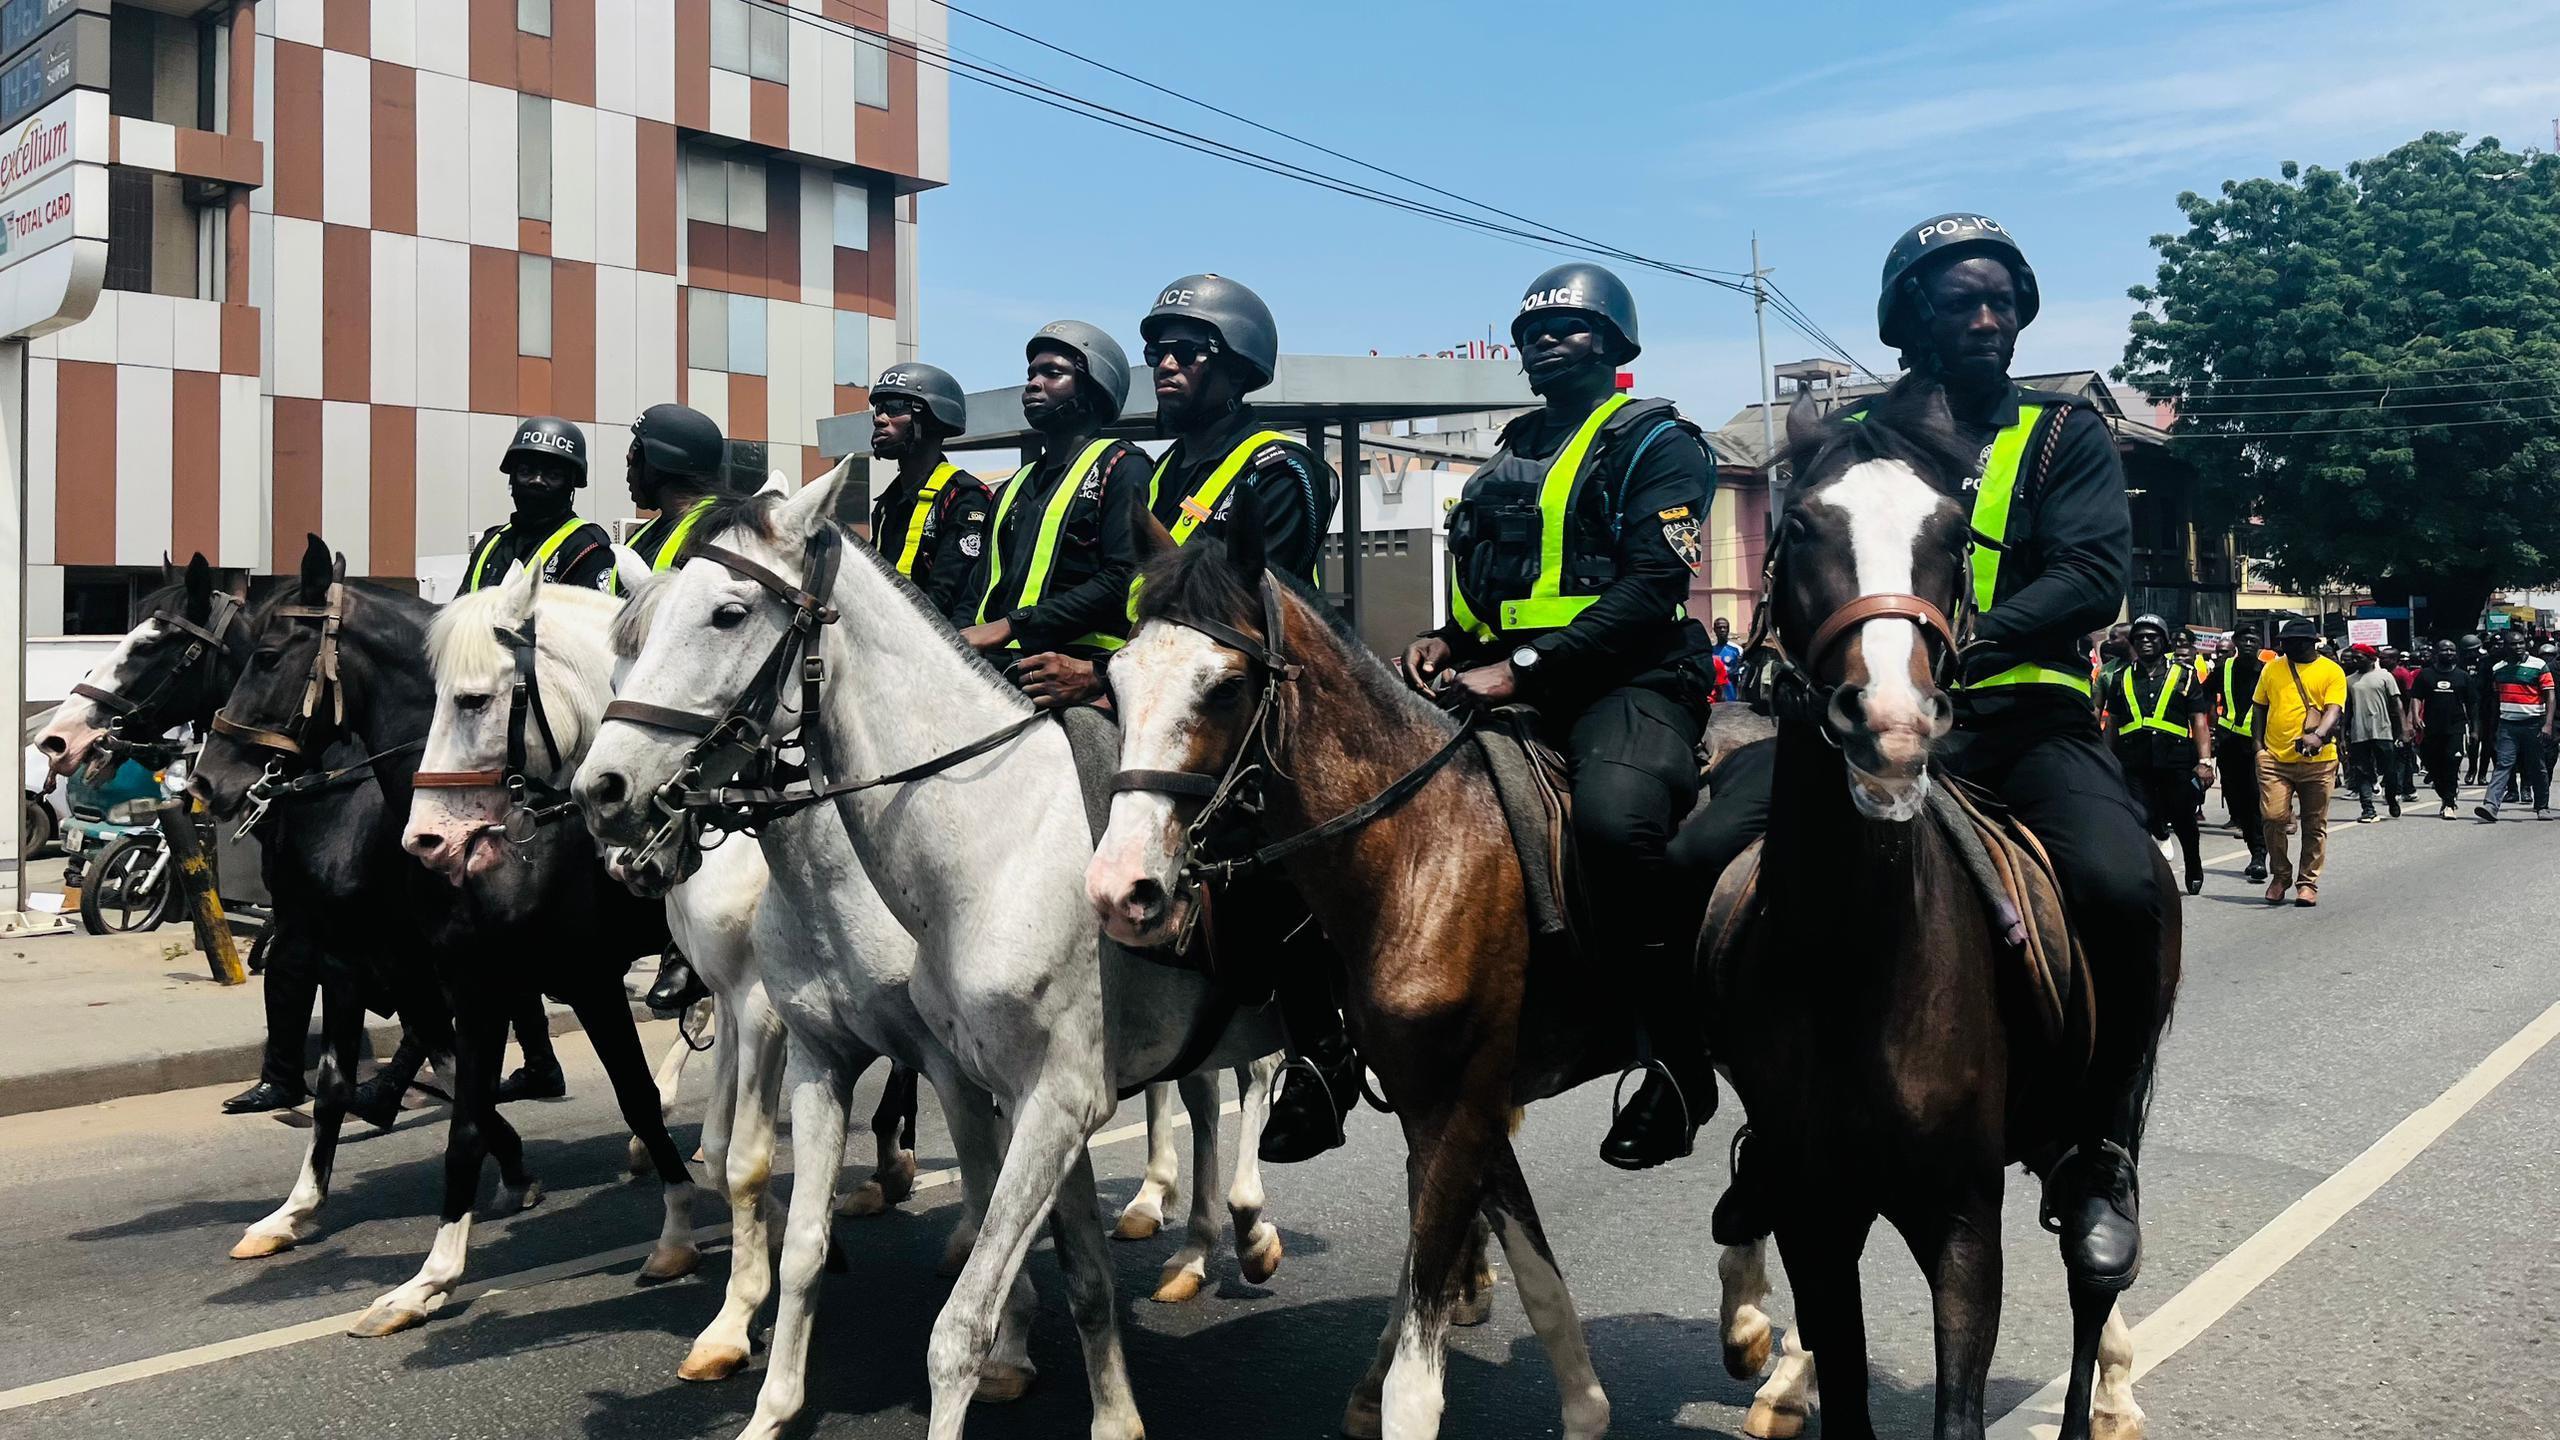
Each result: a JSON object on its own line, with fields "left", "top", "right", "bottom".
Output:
{"left": 25, "top": 0, "right": 944, "bottom": 635}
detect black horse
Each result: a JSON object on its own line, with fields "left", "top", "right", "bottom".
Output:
{"left": 36, "top": 555, "right": 459, "bottom": 1258}
{"left": 191, "top": 536, "right": 701, "bottom": 1331}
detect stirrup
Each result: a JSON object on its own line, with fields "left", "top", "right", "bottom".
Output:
{"left": 1607, "top": 1058, "right": 1693, "bottom": 1141}
{"left": 2037, "top": 1139, "right": 2134, "bottom": 1235}
{"left": 1272, "top": 1054, "right": 1348, "bottom": 1149}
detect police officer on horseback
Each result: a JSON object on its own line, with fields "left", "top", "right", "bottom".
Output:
{"left": 866, "top": 363, "right": 992, "bottom": 615}
{"left": 613, "top": 403, "right": 729, "bottom": 598}
{"left": 461, "top": 417, "right": 616, "bottom": 594}
{"left": 1402, "top": 262, "right": 1720, "bottom": 1172}
{"left": 1687, "top": 214, "right": 2164, "bottom": 1295}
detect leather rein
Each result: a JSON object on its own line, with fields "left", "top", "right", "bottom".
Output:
{"left": 602, "top": 521, "right": 1046, "bottom": 881}
{"left": 1109, "top": 575, "right": 1479, "bottom": 889}
{"left": 412, "top": 601, "right": 582, "bottom": 846}
{"left": 71, "top": 592, "right": 244, "bottom": 761}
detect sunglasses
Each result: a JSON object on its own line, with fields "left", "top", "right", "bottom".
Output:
{"left": 873, "top": 396, "right": 924, "bottom": 418}
{"left": 1143, "top": 338, "right": 1220, "bottom": 369}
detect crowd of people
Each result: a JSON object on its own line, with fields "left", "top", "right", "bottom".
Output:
{"left": 2093, "top": 619, "right": 2555, "bottom": 910}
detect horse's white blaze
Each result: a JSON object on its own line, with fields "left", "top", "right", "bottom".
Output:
{"left": 1088, "top": 621, "right": 1228, "bottom": 943}
{"left": 1813, "top": 458, "right": 1940, "bottom": 730}
{"left": 35, "top": 617, "right": 163, "bottom": 765}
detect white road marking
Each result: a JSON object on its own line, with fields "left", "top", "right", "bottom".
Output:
{"left": 0, "top": 1099, "right": 1239, "bottom": 1413}
{"left": 1988, "top": 998, "right": 2560, "bottom": 1439}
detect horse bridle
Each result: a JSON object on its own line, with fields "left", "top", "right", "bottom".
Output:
{"left": 1110, "top": 575, "right": 1478, "bottom": 890}
{"left": 412, "top": 606, "right": 580, "bottom": 845}
{"left": 71, "top": 592, "right": 244, "bottom": 759}
{"left": 602, "top": 521, "right": 1047, "bottom": 879}
{"left": 1745, "top": 500, "right": 1979, "bottom": 747}
{"left": 208, "top": 575, "right": 423, "bottom": 835}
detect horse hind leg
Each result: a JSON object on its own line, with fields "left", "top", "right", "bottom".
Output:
{"left": 1480, "top": 1139, "right": 1608, "bottom": 1440}
{"left": 2091, "top": 1302, "right": 2144, "bottom": 1440}
{"left": 736, "top": 1056, "right": 858, "bottom": 1440}
{"left": 1114, "top": 1080, "right": 1182, "bottom": 1241}
{"left": 842, "top": 1061, "right": 920, "bottom": 1218}
{"left": 1719, "top": 1237, "right": 1776, "bottom": 1376}
{"left": 1046, "top": 1145, "right": 1147, "bottom": 1440}
{"left": 633, "top": 996, "right": 710, "bottom": 1176}
{"left": 2057, "top": 1278, "right": 2128, "bottom": 1440}
{"left": 1152, "top": 1070, "right": 1223, "bottom": 1303}
{"left": 1448, "top": 1215, "right": 1497, "bottom": 1327}
{"left": 681, "top": 985, "right": 786, "bottom": 1382}
{"left": 1746, "top": 1322, "right": 1818, "bottom": 1440}
{"left": 570, "top": 985, "right": 702, "bottom": 1284}
{"left": 1229, "top": 1054, "right": 1284, "bottom": 1286}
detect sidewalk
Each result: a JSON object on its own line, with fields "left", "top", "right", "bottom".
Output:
{"left": 1, "top": 924, "right": 663, "bottom": 1119}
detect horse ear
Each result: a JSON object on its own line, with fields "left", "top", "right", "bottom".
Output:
{"left": 757, "top": 468, "right": 792, "bottom": 498}
{"left": 1221, "top": 489, "right": 1268, "bottom": 583}
{"left": 299, "top": 535, "right": 333, "bottom": 600}
{"left": 498, "top": 552, "right": 541, "bottom": 611}
{"left": 225, "top": 568, "right": 251, "bottom": 601}
{"left": 777, "top": 456, "right": 856, "bottom": 539}
{"left": 183, "top": 553, "right": 214, "bottom": 618}
{"left": 1132, "top": 502, "right": 1175, "bottom": 563}
{"left": 608, "top": 544, "right": 650, "bottom": 596}
{"left": 1783, "top": 390, "right": 1826, "bottom": 459}
{"left": 160, "top": 552, "right": 178, "bottom": 584}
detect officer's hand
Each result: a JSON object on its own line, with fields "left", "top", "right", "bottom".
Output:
{"left": 957, "top": 619, "right": 1012, "bottom": 653}
{"left": 1011, "top": 652, "right": 1101, "bottom": 710}
{"left": 1450, "top": 662, "right": 1518, "bottom": 706}
{"left": 1398, "top": 636, "right": 1453, "bottom": 695}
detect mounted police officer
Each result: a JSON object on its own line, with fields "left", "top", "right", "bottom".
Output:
{"left": 612, "top": 403, "right": 729, "bottom": 598}
{"left": 1402, "top": 261, "right": 1719, "bottom": 1172}
{"left": 952, "top": 320, "right": 1150, "bottom": 705}
{"left": 1682, "top": 214, "right": 2165, "bottom": 1298}
{"left": 2103, "top": 614, "right": 2211, "bottom": 895}
{"left": 460, "top": 416, "right": 615, "bottom": 594}
{"left": 865, "top": 363, "right": 991, "bottom": 616}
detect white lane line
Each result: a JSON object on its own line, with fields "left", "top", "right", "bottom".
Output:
{"left": 1988, "top": 998, "right": 2560, "bottom": 1439}
{"left": 0, "top": 1099, "right": 1237, "bottom": 1413}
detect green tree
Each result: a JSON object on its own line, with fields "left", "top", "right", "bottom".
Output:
{"left": 2120, "top": 132, "right": 2560, "bottom": 634}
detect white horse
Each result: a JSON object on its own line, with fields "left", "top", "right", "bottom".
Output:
{"left": 404, "top": 567, "right": 929, "bottom": 1378}
{"left": 577, "top": 464, "right": 1285, "bottom": 1440}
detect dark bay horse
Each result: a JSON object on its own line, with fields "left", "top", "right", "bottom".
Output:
{"left": 35, "top": 555, "right": 457, "bottom": 1257}
{"left": 1717, "top": 381, "right": 2176, "bottom": 1440}
{"left": 191, "top": 536, "right": 699, "bottom": 1334}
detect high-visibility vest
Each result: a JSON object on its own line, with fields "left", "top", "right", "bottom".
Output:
{"left": 607, "top": 495, "right": 717, "bottom": 595}
{"left": 464, "top": 515, "right": 589, "bottom": 592}
{"left": 1844, "top": 400, "right": 2087, "bottom": 694}
{"left": 1451, "top": 393, "right": 1633, "bottom": 641}
{"left": 1128, "top": 429, "right": 1323, "bottom": 618}
{"left": 890, "top": 463, "right": 962, "bottom": 579}
{"left": 2216, "top": 659, "right": 2254, "bottom": 735}
{"left": 976, "top": 438, "right": 1122, "bottom": 651}
{"left": 2120, "top": 664, "right": 2191, "bottom": 738}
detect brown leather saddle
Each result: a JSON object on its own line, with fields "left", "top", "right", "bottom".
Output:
{"left": 1699, "top": 778, "right": 2093, "bottom": 1062}
{"left": 1471, "top": 706, "right": 1582, "bottom": 954}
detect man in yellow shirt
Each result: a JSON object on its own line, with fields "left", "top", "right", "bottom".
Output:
{"left": 2251, "top": 618, "right": 2348, "bottom": 907}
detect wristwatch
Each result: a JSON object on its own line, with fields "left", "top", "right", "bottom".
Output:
{"left": 1509, "top": 644, "right": 1542, "bottom": 676}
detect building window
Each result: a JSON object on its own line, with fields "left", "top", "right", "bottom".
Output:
{"left": 63, "top": 570, "right": 142, "bottom": 637}
{"left": 195, "top": 200, "right": 227, "bottom": 302}
{"left": 107, "top": 9, "right": 203, "bottom": 126}
{"left": 853, "top": 31, "right": 888, "bottom": 108}
{"left": 518, "top": 0, "right": 551, "bottom": 36}
{"left": 832, "top": 179, "right": 867, "bottom": 250}
{"left": 833, "top": 309, "right": 869, "bottom": 386}
{"left": 518, "top": 94, "right": 552, "bottom": 222}
{"left": 726, "top": 295, "right": 766, "bottom": 376}
{"left": 105, "top": 167, "right": 210, "bottom": 298}
{"left": 520, "top": 255, "right": 552, "bottom": 357}
{"left": 105, "top": 167, "right": 154, "bottom": 292}
{"left": 711, "top": 0, "right": 787, "bottom": 82}
{"left": 685, "top": 146, "right": 766, "bottom": 231}
{"left": 687, "top": 289, "right": 728, "bottom": 371}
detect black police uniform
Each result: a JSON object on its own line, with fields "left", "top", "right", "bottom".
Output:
{"left": 460, "top": 510, "right": 616, "bottom": 592}
{"left": 2205, "top": 647, "right": 2267, "bottom": 862}
{"left": 954, "top": 437, "right": 1150, "bottom": 659}
{"left": 2105, "top": 653, "right": 2208, "bottom": 884}
{"left": 871, "top": 464, "right": 993, "bottom": 617}
{"left": 1437, "top": 394, "right": 1718, "bottom": 962}
{"left": 1145, "top": 408, "right": 1336, "bottom": 582}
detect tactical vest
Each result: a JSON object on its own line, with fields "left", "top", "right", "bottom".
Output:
{"left": 1443, "top": 394, "right": 1694, "bottom": 641}
{"left": 2120, "top": 663, "right": 2190, "bottom": 738}
{"left": 606, "top": 495, "right": 716, "bottom": 595}
{"left": 463, "top": 515, "right": 591, "bottom": 592}
{"left": 870, "top": 462, "right": 965, "bottom": 580}
{"left": 2216, "top": 659, "right": 2254, "bottom": 736}
{"left": 1125, "top": 430, "right": 1324, "bottom": 620}
{"left": 977, "top": 438, "right": 1122, "bottom": 652}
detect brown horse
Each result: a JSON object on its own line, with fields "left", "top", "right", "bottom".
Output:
{"left": 1715, "top": 379, "right": 2178, "bottom": 1440}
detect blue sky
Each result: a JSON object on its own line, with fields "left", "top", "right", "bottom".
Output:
{"left": 916, "top": 0, "right": 2560, "bottom": 424}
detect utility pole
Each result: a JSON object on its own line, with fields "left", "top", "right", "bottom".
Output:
{"left": 1752, "top": 233, "right": 1781, "bottom": 536}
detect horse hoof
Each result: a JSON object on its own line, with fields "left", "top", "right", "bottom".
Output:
{"left": 1449, "top": 1284, "right": 1496, "bottom": 1328}
{"left": 229, "top": 1229, "right": 297, "bottom": 1260}
{"left": 874, "top": 1149, "right": 917, "bottom": 1206}
{"left": 639, "top": 1243, "right": 699, "bottom": 1283}
{"left": 627, "top": 1137, "right": 653, "bottom": 1177}
{"left": 1150, "top": 1266, "right": 1205, "bottom": 1304}
{"left": 678, "top": 1342, "right": 751, "bottom": 1382}
{"left": 2093, "top": 1409, "right": 2145, "bottom": 1440}
{"left": 1240, "top": 1229, "right": 1284, "bottom": 1285}
{"left": 974, "top": 1361, "right": 1036, "bottom": 1403}
{"left": 840, "top": 1180, "right": 890, "bottom": 1218}
{"left": 1724, "top": 1314, "right": 1773, "bottom": 1378}
{"left": 1341, "top": 1392, "right": 1383, "bottom": 1440}
{"left": 348, "top": 1302, "right": 427, "bottom": 1338}
{"left": 1743, "top": 1398, "right": 1808, "bottom": 1440}
{"left": 492, "top": 1179, "right": 544, "bottom": 1217}
{"left": 1113, "top": 1209, "right": 1161, "bottom": 1242}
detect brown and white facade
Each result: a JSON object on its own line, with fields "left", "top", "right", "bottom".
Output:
{"left": 25, "top": 0, "right": 943, "bottom": 635}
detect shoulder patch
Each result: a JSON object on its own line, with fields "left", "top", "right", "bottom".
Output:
{"left": 1657, "top": 505, "right": 1691, "bottom": 522}
{"left": 1248, "top": 442, "right": 1300, "bottom": 475}
{"left": 1660, "top": 512, "right": 1704, "bottom": 575}
{"left": 958, "top": 533, "right": 983, "bottom": 558}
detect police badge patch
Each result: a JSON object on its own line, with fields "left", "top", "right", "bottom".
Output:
{"left": 959, "top": 533, "right": 983, "bottom": 558}
{"left": 1658, "top": 506, "right": 1703, "bottom": 575}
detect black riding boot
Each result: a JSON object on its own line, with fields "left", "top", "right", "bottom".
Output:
{"left": 349, "top": 1033, "right": 429, "bottom": 1129}
{"left": 2044, "top": 1056, "right": 2153, "bottom": 1291}
{"left": 1710, "top": 1126, "right": 1778, "bottom": 1245}
{"left": 1260, "top": 960, "right": 1360, "bottom": 1164}
{"left": 1600, "top": 944, "right": 1717, "bottom": 1170}
{"left": 644, "top": 946, "right": 710, "bottom": 1014}
{"left": 227, "top": 947, "right": 318, "bottom": 1113}
{"left": 496, "top": 997, "right": 567, "bottom": 1102}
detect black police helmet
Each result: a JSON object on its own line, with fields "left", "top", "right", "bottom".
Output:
{"left": 1141, "top": 274, "right": 1278, "bottom": 391}
{"left": 2127, "top": 613, "right": 2171, "bottom": 643}
{"left": 1511, "top": 262, "right": 1640, "bottom": 364}
{"left": 1877, "top": 213, "right": 2041, "bottom": 351}
{"left": 871, "top": 362, "right": 969, "bottom": 435}
{"left": 501, "top": 416, "right": 588, "bottom": 485}
{"left": 631, "top": 403, "right": 726, "bottom": 480}
{"left": 1026, "top": 322, "right": 1131, "bottom": 422}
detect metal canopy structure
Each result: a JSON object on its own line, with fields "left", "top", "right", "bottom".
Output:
{"left": 815, "top": 354, "right": 1536, "bottom": 631}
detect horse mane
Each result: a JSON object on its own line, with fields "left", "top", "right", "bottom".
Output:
{"left": 428, "top": 584, "right": 621, "bottom": 767}
{"left": 1789, "top": 373, "right": 1983, "bottom": 504}
{"left": 609, "top": 569, "right": 671, "bottom": 658}
{"left": 684, "top": 487, "right": 1026, "bottom": 702}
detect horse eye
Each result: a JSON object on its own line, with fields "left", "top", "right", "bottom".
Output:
{"left": 711, "top": 602, "right": 750, "bottom": 630}
{"left": 251, "top": 650, "right": 281, "bottom": 671}
{"left": 1206, "top": 674, "right": 1248, "bottom": 707}
{"left": 456, "top": 693, "right": 493, "bottom": 712}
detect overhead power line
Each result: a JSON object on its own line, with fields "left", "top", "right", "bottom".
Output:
{"left": 2170, "top": 406, "right": 2560, "bottom": 439}
{"left": 2123, "top": 357, "right": 2537, "bottom": 390}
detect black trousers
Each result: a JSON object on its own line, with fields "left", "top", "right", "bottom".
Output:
{"left": 2345, "top": 738, "right": 2403, "bottom": 813}
{"left": 2213, "top": 729, "right": 2264, "bottom": 855}
{"left": 2127, "top": 763, "right": 2203, "bottom": 880}
{"left": 1672, "top": 715, "right": 2166, "bottom": 1143}
{"left": 2419, "top": 729, "right": 2465, "bottom": 805}
{"left": 258, "top": 926, "right": 320, "bottom": 1092}
{"left": 1558, "top": 685, "right": 1709, "bottom": 959}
